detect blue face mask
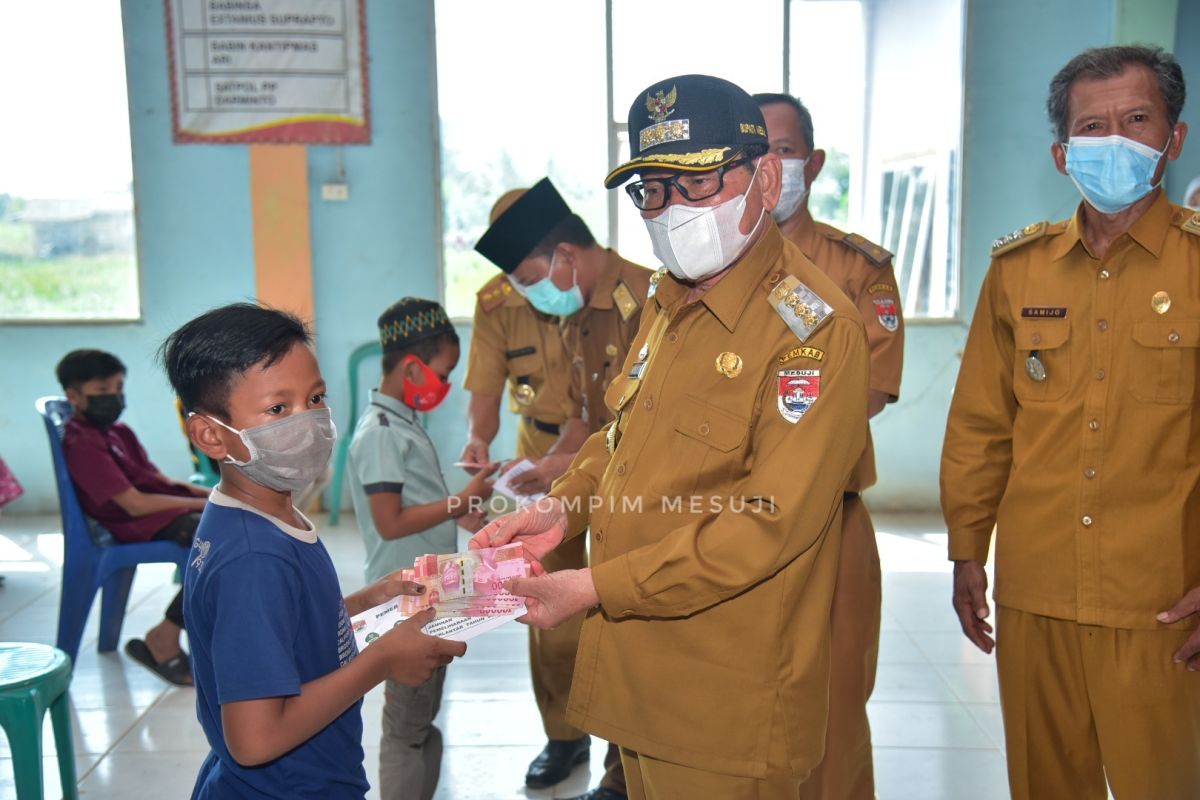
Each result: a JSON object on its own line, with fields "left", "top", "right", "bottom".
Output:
{"left": 511, "top": 254, "right": 584, "bottom": 316}
{"left": 1064, "top": 134, "right": 1170, "bottom": 215}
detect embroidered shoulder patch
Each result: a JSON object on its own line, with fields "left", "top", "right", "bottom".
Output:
{"left": 778, "top": 346, "right": 825, "bottom": 365}
{"left": 1183, "top": 212, "right": 1200, "bottom": 237}
{"left": 766, "top": 275, "right": 834, "bottom": 342}
{"left": 842, "top": 233, "right": 892, "bottom": 267}
{"left": 778, "top": 369, "right": 820, "bottom": 423}
{"left": 873, "top": 298, "right": 900, "bottom": 332}
{"left": 992, "top": 221, "right": 1048, "bottom": 256}
{"left": 612, "top": 281, "right": 639, "bottom": 321}
{"left": 477, "top": 275, "right": 514, "bottom": 313}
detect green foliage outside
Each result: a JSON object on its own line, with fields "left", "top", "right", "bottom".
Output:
{"left": 810, "top": 148, "right": 851, "bottom": 228}
{"left": 0, "top": 252, "right": 139, "bottom": 320}
{"left": 444, "top": 246, "right": 501, "bottom": 320}
{"left": 0, "top": 201, "right": 140, "bottom": 321}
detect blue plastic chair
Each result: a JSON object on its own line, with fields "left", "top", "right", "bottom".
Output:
{"left": 36, "top": 397, "right": 191, "bottom": 664}
{"left": 327, "top": 341, "right": 383, "bottom": 525}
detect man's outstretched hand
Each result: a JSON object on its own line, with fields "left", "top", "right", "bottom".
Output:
{"left": 468, "top": 496, "right": 568, "bottom": 561}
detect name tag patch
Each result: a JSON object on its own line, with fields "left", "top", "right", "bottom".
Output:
{"left": 1021, "top": 307, "right": 1067, "bottom": 318}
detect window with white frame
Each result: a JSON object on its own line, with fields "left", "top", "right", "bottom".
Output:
{"left": 436, "top": 0, "right": 960, "bottom": 320}
{"left": 880, "top": 151, "right": 959, "bottom": 317}
{"left": 859, "top": 0, "right": 963, "bottom": 319}
{"left": 0, "top": 1, "right": 141, "bottom": 322}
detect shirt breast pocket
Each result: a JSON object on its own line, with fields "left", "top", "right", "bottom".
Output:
{"left": 506, "top": 349, "right": 545, "bottom": 403}
{"left": 1130, "top": 320, "right": 1200, "bottom": 404}
{"left": 664, "top": 396, "right": 749, "bottom": 497}
{"left": 1013, "top": 319, "right": 1071, "bottom": 402}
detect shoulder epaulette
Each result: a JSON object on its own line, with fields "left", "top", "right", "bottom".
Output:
{"left": 992, "top": 221, "right": 1048, "bottom": 256}
{"left": 766, "top": 275, "right": 834, "bottom": 343}
{"left": 477, "top": 274, "right": 515, "bottom": 313}
{"left": 841, "top": 232, "right": 892, "bottom": 267}
{"left": 612, "top": 281, "right": 640, "bottom": 321}
{"left": 647, "top": 267, "right": 668, "bottom": 299}
{"left": 1182, "top": 211, "right": 1200, "bottom": 237}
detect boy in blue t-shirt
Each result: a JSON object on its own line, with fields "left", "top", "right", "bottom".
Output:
{"left": 349, "top": 299, "right": 497, "bottom": 800}
{"left": 160, "top": 303, "right": 467, "bottom": 799}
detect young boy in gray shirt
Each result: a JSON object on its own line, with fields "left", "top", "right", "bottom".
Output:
{"left": 349, "top": 298, "right": 497, "bottom": 800}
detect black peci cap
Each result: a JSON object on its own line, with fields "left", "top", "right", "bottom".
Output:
{"left": 377, "top": 298, "right": 454, "bottom": 353}
{"left": 474, "top": 178, "right": 573, "bottom": 273}
{"left": 605, "top": 74, "right": 769, "bottom": 189}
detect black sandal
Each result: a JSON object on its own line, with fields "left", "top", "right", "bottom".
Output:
{"left": 124, "top": 638, "right": 193, "bottom": 686}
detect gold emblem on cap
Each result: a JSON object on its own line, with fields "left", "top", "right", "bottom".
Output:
{"left": 605, "top": 344, "right": 619, "bottom": 358}
{"left": 1023, "top": 223, "right": 1041, "bottom": 235}
{"left": 716, "top": 352, "right": 743, "bottom": 378}
{"left": 645, "top": 85, "right": 678, "bottom": 123}
{"left": 1152, "top": 291, "right": 1171, "bottom": 315}
{"left": 514, "top": 384, "right": 536, "bottom": 406}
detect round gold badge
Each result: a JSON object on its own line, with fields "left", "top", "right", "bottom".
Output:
{"left": 605, "top": 344, "right": 619, "bottom": 358}
{"left": 716, "top": 352, "right": 743, "bottom": 378}
{"left": 514, "top": 383, "right": 536, "bottom": 406}
{"left": 1152, "top": 291, "right": 1172, "bottom": 315}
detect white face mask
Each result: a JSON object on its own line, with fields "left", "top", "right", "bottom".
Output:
{"left": 771, "top": 158, "right": 809, "bottom": 223}
{"left": 205, "top": 408, "right": 336, "bottom": 494}
{"left": 643, "top": 160, "right": 766, "bottom": 282}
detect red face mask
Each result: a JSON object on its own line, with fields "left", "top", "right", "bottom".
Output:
{"left": 402, "top": 355, "right": 451, "bottom": 412}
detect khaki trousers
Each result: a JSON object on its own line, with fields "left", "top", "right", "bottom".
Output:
{"left": 797, "top": 495, "right": 881, "bottom": 800}
{"left": 517, "top": 417, "right": 624, "bottom": 790}
{"left": 380, "top": 667, "right": 445, "bottom": 800}
{"left": 621, "top": 705, "right": 802, "bottom": 799}
{"left": 996, "top": 606, "right": 1200, "bottom": 799}
{"left": 516, "top": 416, "right": 586, "bottom": 744}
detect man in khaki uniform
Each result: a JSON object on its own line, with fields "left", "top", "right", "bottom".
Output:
{"left": 941, "top": 45, "right": 1200, "bottom": 799}
{"left": 754, "top": 92, "right": 904, "bottom": 800}
{"left": 465, "top": 178, "right": 650, "bottom": 797}
{"left": 472, "top": 74, "right": 870, "bottom": 800}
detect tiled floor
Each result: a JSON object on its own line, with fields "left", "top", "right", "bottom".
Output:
{"left": 0, "top": 511, "right": 1014, "bottom": 800}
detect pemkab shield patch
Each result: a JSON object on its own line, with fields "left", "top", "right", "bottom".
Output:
{"left": 778, "top": 369, "right": 820, "bottom": 424}
{"left": 873, "top": 297, "right": 899, "bottom": 332}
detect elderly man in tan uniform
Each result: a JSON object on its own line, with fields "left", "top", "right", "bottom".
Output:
{"left": 941, "top": 45, "right": 1200, "bottom": 799}
{"left": 755, "top": 91, "right": 904, "bottom": 800}
{"left": 473, "top": 74, "right": 870, "bottom": 800}
{"left": 464, "top": 178, "right": 650, "bottom": 797}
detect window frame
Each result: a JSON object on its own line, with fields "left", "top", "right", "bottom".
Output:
{"left": 0, "top": 4, "right": 143, "bottom": 325}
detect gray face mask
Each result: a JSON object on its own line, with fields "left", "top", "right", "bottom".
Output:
{"left": 205, "top": 408, "right": 336, "bottom": 494}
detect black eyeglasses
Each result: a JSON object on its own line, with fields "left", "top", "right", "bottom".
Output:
{"left": 625, "top": 156, "right": 754, "bottom": 211}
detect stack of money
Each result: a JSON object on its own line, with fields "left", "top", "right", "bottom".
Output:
{"left": 401, "top": 542, "right": 531, "bottom": 617}
{"left": 351, "top": 543, "right": 533, "bottom": 647}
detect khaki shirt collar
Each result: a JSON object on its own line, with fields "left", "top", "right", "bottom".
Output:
{"left": 654, "top": 222, "right": 784, "bottom": 333}
{"left": 1051, "top": 191, "right": 1173, "bottom": 262}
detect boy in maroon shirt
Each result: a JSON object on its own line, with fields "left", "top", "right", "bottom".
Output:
{"left": 57, "top": 349, "right": 209, "bottom": 685}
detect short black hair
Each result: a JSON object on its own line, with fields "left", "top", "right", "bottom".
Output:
{"left": 527, "top": 214, "right": 597, "bottom": 261}
{"left": 1047, "top": 45, "right": 1186, "bottom": 142}
{"left": 159, "top": 303, "right": 312, "bottom": 417}
{"left": 753, "top": 93, "right": 815, "bottom": 152}
{"left": 56, "top": 349, "right": 126, "bottom": 390}
{"left": 381, "top": 330, "right": 460, "bottom": 376}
